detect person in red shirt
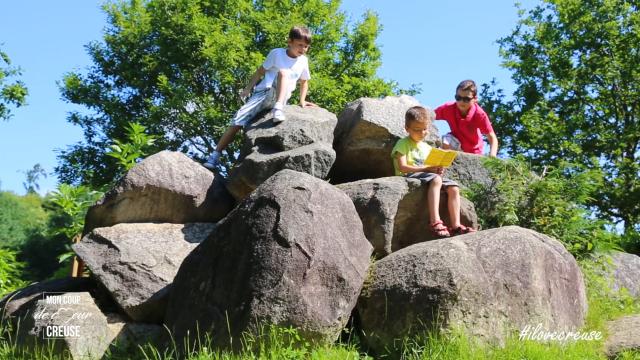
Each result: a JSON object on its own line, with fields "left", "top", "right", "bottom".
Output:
{"left": 434, "top": 80, "right": 498, "bottom": 157}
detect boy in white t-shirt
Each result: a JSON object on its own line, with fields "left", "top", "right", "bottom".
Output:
{"left": 204, "top": 26, "right": 318, "bottom": 169}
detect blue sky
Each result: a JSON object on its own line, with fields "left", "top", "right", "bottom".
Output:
{"left": 0, "top": 0, "right": 535, "bottom": 195}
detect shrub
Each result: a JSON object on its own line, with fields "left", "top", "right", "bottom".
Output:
{"left": 465, "top": 156, "right": 619, "bottom": 258}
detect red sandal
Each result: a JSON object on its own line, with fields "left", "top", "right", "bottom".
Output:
{"left": 449, "top": 224, "right": 477, "bottom": 236}
{"left": 430, "top": 220, "right": 450, "bottom": 238}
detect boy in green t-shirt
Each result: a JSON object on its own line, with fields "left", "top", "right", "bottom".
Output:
{"left": 391, "top": 106, "right": 476, "bottom": 237}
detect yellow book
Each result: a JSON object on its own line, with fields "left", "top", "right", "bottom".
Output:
{"left": 425, "top": 148, "right": 457, "bottom": 167}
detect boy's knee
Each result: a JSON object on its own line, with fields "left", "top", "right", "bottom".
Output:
{"left": 447, "top": 185, "right": 459, "bottom": 196}
{"left": 430, "top": 175, "right": 442, "bottom": 186}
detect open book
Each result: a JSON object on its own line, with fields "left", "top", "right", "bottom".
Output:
{"left": 425, "top": 148, "right": 457, "bottom": 167}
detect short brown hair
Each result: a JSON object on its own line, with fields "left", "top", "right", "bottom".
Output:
{"left": 289, "top": 26, "right": 312, "bottom": 44}
{"left": 456, "top": 79, "right": 477, "bottom": 96}
{"left": 405, "top": 106, "right": 433, "bottom": 128}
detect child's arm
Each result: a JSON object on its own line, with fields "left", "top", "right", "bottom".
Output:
{"left": 239, "top": 66, "right": 267, "bottom": 99}
{"left": 396, "top": 154, "right": 444, "bottom": 175}
{"left": 486, "top": 131, "right": 499, "bottom": 157}
{"left": 298, "top": 79, "right": 318, "bottom": 107}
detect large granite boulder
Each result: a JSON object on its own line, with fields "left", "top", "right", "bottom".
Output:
{"left": 83, "top": 151, "right": 234, "bottom": 234}
{"left": 604, "top": 315, "right": 640, "bottom": 358}
{"left": 357, "top": 226, "right": 587, "bottom": 355}
{"left": 330, "top": 95, "right": 440, "bottom": 184}
{"left": 446, "top": 152, "right": 493, "bottom": 189}
{"left": 337, "top": 176, "right": 478, "bottom": 256}
{"left": 166, "top": 170, "right": 373, "bottom": 350}
{"left": 105, "top": 313, "right": 168, "bottom": 356}
{"left": 73, "top": 223, "right": 215, "bottom": 323}
{"left": 608, "top": 251, "right": 640, "bottom": 298}
{"left": 226, "top": 105, "right": 337, "bottom": 200}
{"left": 15, "top": 292, "right": 115, "bottom": 359}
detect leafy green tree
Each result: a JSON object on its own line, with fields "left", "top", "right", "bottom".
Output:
{"left": 21, "top": 163, "right": 47, "bottom": 194}
{"left": 0, "top": 47, "right": 28, "bottom": 121}
{"left": 482, "top": 0, "right": 640, "bottom": 244}
{"left": 56, "top": 0, "right": 409, "bottom": 187}
{"left": 0, "top": 191, "right": 63, "bottom": 281}
{"left": 0, "top": 191, "right": 48, "bottom": 248}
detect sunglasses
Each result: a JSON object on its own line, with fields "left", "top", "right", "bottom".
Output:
{"left": 455, "top": 94, "right": 474, "bottom": 103}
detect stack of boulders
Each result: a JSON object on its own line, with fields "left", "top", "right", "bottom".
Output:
{"left": 3, "top": 96, "right": 635, "bottom": 359}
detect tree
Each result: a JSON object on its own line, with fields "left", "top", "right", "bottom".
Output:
{"left": 57, "top": 0, "right": 409, "bottom": 187}
{"left": 482, "top": 0, "right": 640, "bottom": 242}
{"left": 0, "top": 191, "right": 48, "bottom": 248}
{"left": 21, "top": 163, "right": 47, "bottom": 194}
{"left": 0, "top": 47, "right": 28, "bottom": 121}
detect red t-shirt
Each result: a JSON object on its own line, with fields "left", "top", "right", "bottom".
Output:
{"left": 434, "top": 102, "right": 494, "bottom": 154}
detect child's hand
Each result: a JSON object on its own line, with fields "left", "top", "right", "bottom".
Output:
{"left": 300, "top": 100, "right": 318, "bottom": 108}
{"left": 426, "top": 166, "right": 444, "bottom": 175}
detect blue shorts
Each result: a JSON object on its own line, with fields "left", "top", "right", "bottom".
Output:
{"left": 405, "top": 172, "right": 459, "bottom": 187}
{"left": 231, "top": 87, "right": 277, "bottom": 127}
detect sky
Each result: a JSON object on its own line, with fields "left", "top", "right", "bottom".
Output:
{"left": 0, "top": 0, "right": 536, "bottom": 196}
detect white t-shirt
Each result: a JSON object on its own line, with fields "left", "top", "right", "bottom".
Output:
{"left": 254, "top": 48, "right": 311, "bottom": 97}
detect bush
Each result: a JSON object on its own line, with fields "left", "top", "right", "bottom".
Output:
{"left": 465, "top": 156, "right": 619, "bottom": 258}
{"left": 0, "top": 247, "right": 27, "bottom": 297}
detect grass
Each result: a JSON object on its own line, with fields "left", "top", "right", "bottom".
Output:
{"left": 0, "top": 254, "right": 638, "bottom": 360}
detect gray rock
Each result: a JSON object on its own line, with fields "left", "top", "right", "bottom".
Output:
{"left": 16, "top": 292, "right": 114, "bottom": 360}
{"left": 166, "top": 170, "right": 373, "bottom": 350}
{"left": 609, "top": 251, "right": 640, "bottom": 298}
{"left": 330, "top": 95, "right": 440, "bottom": 183}
{"left": 337, "top": 176, "right": 478, "bottom": 256}
{"left": 226, "top": 105, "right": 337, "bottom": 200}
{"left": 1, "top": 277, "right": 95, "bottom": 319}
{"left": 73, "top": 223, "right": 216, "bottom": 323}
{"left": 357, "top": 226, "right": 587, "bottom": 354}
{"left": 84, "top": 151, "right": 234, "bottom": 234}
{"left": 604, "top": 315, "right": 640, "bottom": 358}
{"left": 446, "top": 152, "right": 493, "bottom": 189}
{"left": 105, "top": 313, "right": 168, "bottom": 355}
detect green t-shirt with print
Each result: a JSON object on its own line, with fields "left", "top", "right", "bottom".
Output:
{"left": 391, "top": 137, "right": 433, "bottom": 176}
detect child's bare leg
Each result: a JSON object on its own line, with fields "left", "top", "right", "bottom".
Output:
{"left": 274, "top": 69, "right": 290, "bottom": 106}
{"left": 428, "top": 175, "right": 443, "bottom": 224}
{"left": 446, "top": 185, "right": 461, "bottom": 228}
{"left": 215, "top": 125, "right": 242, "bottom": 153}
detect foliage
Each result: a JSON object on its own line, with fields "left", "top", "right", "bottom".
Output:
{"left": 106, "top": 121, "right": 157, "bottom": 173}
{"left": 47, "top": 184, "right": 103, "bottom": 240}
{"left": 46, "top": 184, "right": 104, "bottom": 268}
{"left": 0, "top": 191, "right": 68, "bottom": 281}
{"left": 0, "top": 247, "right": 27, "bottom": 297}
{"left": 481, "top": 0, "right": 640, "bottom": 243}
{"left": 0, "top": 191, "right": 48, "bottom": 248}
{"left": 0, "top": 48, "right": 28, "bottom": 121}
{"left": 56, "top": 0, "right": 411, "bottom": 187}
{"left": 465, "top": 157, "right": 618, "bottom": 257}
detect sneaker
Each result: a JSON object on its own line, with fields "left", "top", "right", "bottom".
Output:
{"left": 203, "top": 152, "right": 221, "bottom": 169}
{"left": 272, "top": 108, "right": 286, "bottom": 123}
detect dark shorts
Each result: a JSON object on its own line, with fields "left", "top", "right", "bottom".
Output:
{"left": 405, "top": 172, "right": 459, "bottom": 187}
